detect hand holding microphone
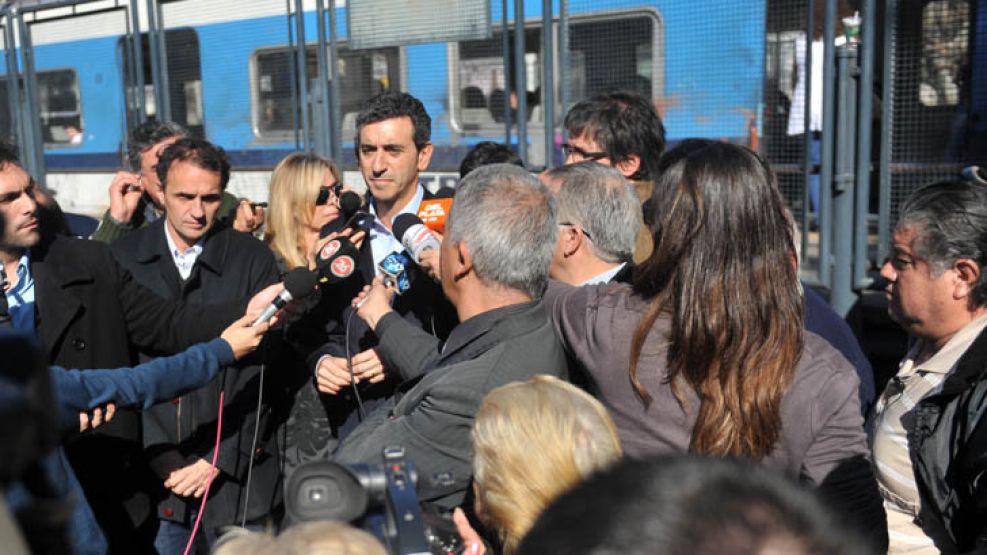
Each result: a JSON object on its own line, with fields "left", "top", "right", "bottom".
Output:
{"left": 352, "top": 275, "right": 397, "bottom": 331}
{"left": 251, "top": 267, "right": 319, "bottom": 326}
{"left": 393, "top": 213, "right": 443, "bottom": 282}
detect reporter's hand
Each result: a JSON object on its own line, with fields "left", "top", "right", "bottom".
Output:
{"left": 164, "top": 459, "right": 219, "bottom": 498}
{"left": 246, "top": 282, "right": 284, "bottom": 321}
{"left": 79, "top": 403, "right": 117, "bottom": 432}
{"left": 352, "top": 348, "right": 386, "bottom": 384}
{"left": 453, "top": 507, "right": 486, "bottom": 555}
{"left": 315, "top": 355, "right": 356, "bottom": 395}
{"left": 221, "top": 314, "right": 271, "bottom": 359}
{"left": 352, "top": 276, "right": 396, "bottom": 330}
{"left": 107, "top": 171, "right": 144, "bottom": 223}
{"left": 233, "top": 199, "right": 265, "bottom": 233}
{"left": 417, "top": 231, "right": 443, "bottom": 282}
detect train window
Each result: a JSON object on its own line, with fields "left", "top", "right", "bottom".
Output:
{"left": 919, "top": 0, "right": 969, "bottom": 107}
{"left": 452, "top": 12, "right": 658, "bottom": 132}
{"left": 251, "top": 44, "right": 401, "bottom": 139}
{"left": 38, "top": 70, "right": 83, "bottom": 146}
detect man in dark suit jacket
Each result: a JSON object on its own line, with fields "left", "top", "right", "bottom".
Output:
{"left": 542, "top": 162, "right": 640, "bottom": 286}
{"left": 306, "top": 92, "right": 456, "bottom": 452}
{"left": 339, "top": 164, "right": 568, "bottom": 508}
{"left": 0, "top": 144, "right": 276, "bottom": 550}
{"left": 111, "top": 138, "right": 281, "bottom": 552}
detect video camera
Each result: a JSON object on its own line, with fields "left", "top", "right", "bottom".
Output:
{"left": 285, "top": 447, "right": 463, "bottom": 555}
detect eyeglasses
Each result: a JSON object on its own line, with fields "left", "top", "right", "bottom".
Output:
{"left": 561, "top": 143, "right": 607, "bottom": 162}
{"left": 316, "top": 182, "right": 343, "bottom": 206}
{"left": 559, "top": 222, "right": 592, "bottom": 241}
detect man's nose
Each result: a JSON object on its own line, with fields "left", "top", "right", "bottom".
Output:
{"left": 879, "top": 259, "right": 896, "bottom": 282}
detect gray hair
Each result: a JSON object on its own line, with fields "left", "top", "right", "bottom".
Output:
{"left": 546, "top": 162, "right": 641, "bottom": 263}
{"left": 897, "top": 180, "right": 987, "bottom": 306}
{"left": 447, "top": 163, "right": 558, "bottom": 298}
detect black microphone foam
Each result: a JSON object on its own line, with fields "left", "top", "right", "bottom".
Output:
{"left": 284, "top": 267, "right": 319, "bottom": 298}
{"left": 339, "top": 191, "right": 363, "bottom": 218}
{"left": 392, "top": 213, "right": 423, "bottom": 243}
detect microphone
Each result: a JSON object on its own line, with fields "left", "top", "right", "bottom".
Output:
{"left": 320, "top": 191, "right": 373, "bottom": 238}
{"left": 392, "top": 213, "right": 440, "bottom": 266}
{"left": 339, "top": 191, "right": 363, "bottom": 219}
{"left": 378, "top": 251, "right": 413, "bottom": 295}
{"left": 416, "top": 197, "right": 453, "bottom": 235}
{"left": 251, "top": 267, "right": 319, "bottom": 326}
{"left": 315, "top": 235, "right": 360, "bottom": 285}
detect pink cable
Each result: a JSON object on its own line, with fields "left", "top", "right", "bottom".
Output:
{"left": 183, "top": 389, "right": 224, "bottom": 555}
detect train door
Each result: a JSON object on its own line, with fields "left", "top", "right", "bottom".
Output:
{"left": 120, "top": 28, "right": 204, "bottom": 138}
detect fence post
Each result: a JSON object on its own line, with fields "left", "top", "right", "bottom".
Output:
{"left": 854, "top": 0, "right": 876, "bottom": 289}
{"left": 541, "top": 0, "right": 553, "bottom": 169}
{"left": 877, "top": 0, "right": 897, "bottom": 265}
{"left": 832, "top": 44, "right": 859, "bottom": 317}
{"left": 16, "top": 12, "right": 46, "bottom": 186}
{"left": 514, "top": 0, "right": 527, "bottom": 164}
{"left": 293, "top": 0, "right": 311, "bottom": 152}
{"left": 3, "top": 10, "right": 24, "bottom": 165}
{"left": 313, "top": 0, "right": 331, "bottom": 159}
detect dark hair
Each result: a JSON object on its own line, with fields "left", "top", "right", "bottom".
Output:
{"left": 126, "top": 121, "right": 189, "bottom": 172}
{"left": 155, "top": 138, "right": 231, "bottom": 190}
{"left": 630, "top": 139, "right": 802, "bottom": 459}
{"left": 517, "top": 456, "right": 872, "bottom": 555}
{"left": 354, "top": 92, "right": 431, "bottom": 152}
{"left": 563, "top": 90, "right": 665, "bottom": 181}
{"left": 459, "top": 141, "right": 524, "bottom": 178}
{"left": 0, "top": 139, "right": 20, "bottom": 168}
{"left": 897, "top": 180, "right": 987, "bottom": 307}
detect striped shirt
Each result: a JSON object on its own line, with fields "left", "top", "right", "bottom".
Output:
{"left": 869, "top": 313, "right": 987, "bottom": 553}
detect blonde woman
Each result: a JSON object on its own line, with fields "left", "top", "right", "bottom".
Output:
{"left": 460, "top": 375, "right": 623, "bottom": 554}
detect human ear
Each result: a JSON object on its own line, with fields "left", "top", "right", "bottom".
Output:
{"left": 953, "top": 258, "right": 981, "bottom": 300}
{"left": 615, "top": 154, "right": 641, "bottom": 178}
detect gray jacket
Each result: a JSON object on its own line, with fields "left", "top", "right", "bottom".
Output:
{"left": 334, "top": 301, "right": 568, "bottom": 508}
{"left": 544, "top": 281, "right": 869, "bottom": 485}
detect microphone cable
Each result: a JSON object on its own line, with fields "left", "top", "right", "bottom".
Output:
{"left": 183, "top": 383, "right": 225, "bottom": 555}
{"left": 344, "top": 307, "right": 367, "bottom": 421}
{"left": 240, "top": 339, "right": 268, "bottom": 528}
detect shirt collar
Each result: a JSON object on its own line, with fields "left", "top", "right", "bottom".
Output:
{"left": 9, "top": 252, "right": 32, "bottom": 294}
{"left": 580, "top": 263, "right": 626, "bottom": 286}
{"left": 163, "top": 223, "right": 205, "bottom": 257}
{"left": 909, "top": 312, "right": 987, "bottom": 374}
{"left": 368, "top": 184, "right": 426, "bottom": 234}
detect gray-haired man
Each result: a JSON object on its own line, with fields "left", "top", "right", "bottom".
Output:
{"left": 542, "top": 162, "right": 641, "bottom": 285}
{"left": 339, "top": 164, "right": 568, "bottom": 508}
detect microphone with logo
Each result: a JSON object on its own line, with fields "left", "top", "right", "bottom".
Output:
{"left": 392, "top": 213, "right": 441, "bottom": 266}
{"left": 315, "top": 235, "right": 361, "bottom": 285}
{"left": 321, "top": 191, "right": 373, "bottom": 238}
{"left": 251, "top": 267, "right": 319, "bottom": 326}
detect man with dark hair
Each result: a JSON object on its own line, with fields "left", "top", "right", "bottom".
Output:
{"left": 871, "top": 180, "right": 987, "bottom": 553}
{"left": 562, "top": 90, "right": 666, "bottom": 263}
{"left": 517, "top": 457, "right": 870, "bottom": 555}
{"left": 458, "top": 141, "right": 524, "bottom": 178}
{"left": 308, "top": 91, "right": 456, "bottom": 451}
{"left": 111, "top": 138, "right": 281, "bottom": 552}
{"left": 341, "top": 164, "right": 567, "bottom": 508}
{"left": 92, "top": 121, "right": 261, "bottom": 243}
{"left": 0, "top": 140, "right": 276, "bottom": 550}
{"left": 542, "top": 162, "right": 640, "bottom": 285}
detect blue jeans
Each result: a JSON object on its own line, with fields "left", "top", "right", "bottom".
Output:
{"left": 154, "top": 516, "right": 218, "bottom": 555}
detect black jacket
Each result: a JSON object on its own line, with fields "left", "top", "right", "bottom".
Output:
{"left": 306, "top": 187, "right": 458, "bottom": 439}
{"left": 30, "top": 234, "right": 243, "bottom": 549}
{"left": 912, "top": 325, "right": 987, "bottom": 552}
{"left": 111, "top": 220, "right": 282, "bottom": 529}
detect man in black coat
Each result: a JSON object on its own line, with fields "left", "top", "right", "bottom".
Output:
{"left": 305, "top": 92, "right": 456, "bottom": 453}
{"left": 111, "top": 138, "right": 281, "bottom": 553}
{"left": 0, "top": 143, "right": 277, "bottom": 551}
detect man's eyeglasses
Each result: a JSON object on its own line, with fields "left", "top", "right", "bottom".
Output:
{"left": 559, "top": 222, "right": 592, "bottom": 241}
{"left": 561, "top": 143, "right": 607, "bottom": 162}
{"left": 316, "top": 182, "right": 343, "bottom": 206}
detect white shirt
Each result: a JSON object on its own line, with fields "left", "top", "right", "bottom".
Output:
{"left": 580, "top": 263, "right": 626, "bottom": 286}
{"left": 367, "top": 184, "right": 425, "bottom": 276}
{"left": 164, "top": 225, "right": 205, "bottom": 280}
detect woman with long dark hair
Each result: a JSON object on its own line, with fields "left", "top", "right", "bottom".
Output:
{"left": 546, "top": 139, "right": 885, "bottom": 548}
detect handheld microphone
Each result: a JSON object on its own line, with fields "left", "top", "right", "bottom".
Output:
{"left": 378, "top": 251, "right": 413, "bottom": 295}
{"left": 392, "top": 213, "right": 441, "bottom": 266}
{"left": 315, "top": 236, "right": 360, "bottom": 285}
{"left": 320, "top": 191, "right": 373, "bottom": 238}
{"left": 251, "top": 267, "right": 319, "bottom": 326}
{"left": 416, "top": 197, "right": 453, "bottom": 235}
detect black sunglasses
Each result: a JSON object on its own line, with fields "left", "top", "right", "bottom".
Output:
{"left": 561, "top": 143, "right": 607, "bottom": 161}
{"left": 316, "top": 182, "right": 343, "bottom": 206}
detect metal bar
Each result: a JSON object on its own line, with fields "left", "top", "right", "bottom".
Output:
{"left": 314, "top": 0, "right": 331, "bottom": 158}
{"left": 558, "top": 0, "right": 568, "bottom": 144}
{"left": 17, "top": 11, "right": 46, "bottom": 185}
{"left": 129, "top": 0, "right": 146, "bottom": 124}
{"left": 541, "top": 0, "right": 553, "bottom": 168}
{"left": 877, "top": 0, "right": 897, "bottom": 265}
{"left": 18, "top": 5, "right": 128, "bottom": 25}
{"left": 327, "top": 0, "right": 341, "bottom": 162}
{"left": 285, "top": 0, "right": 300, "bottom": 149}
{"left": 831, "top": 44, "right": 858, "bottom": 317}
{"left": 293, "top": 0, "right": 310, "bottom": 151}
{"left": 501, "top": 0, "right": 511, "bottom": 144}
{"left": 3, "top": 14, "right": 24, "bottom": 164}
{"left": 854, "top": 0, "right": 876, "bottom": 289}
{"left": 153, "top": 0, "right": 171, "bottom": 122}
{"left": 818, "top": 0, "right": 837, "bottom": 288}
{"left": 514, "top": 0, "right": 527, "bottom": 163}
{"left": 145, "top": 0, "right": 164, "bottom": 121}
{"left": 800, "top": 1, "right": 814, "bottom": 274}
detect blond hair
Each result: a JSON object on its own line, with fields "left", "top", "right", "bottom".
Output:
{"left": 472, "top": 375, "right": 622, "bottom": 553}
{"left": 276, "top": 521, "right": 387, "bottom": 555}
{"left": 265, "top": 152, "right": 341, "bottom": 270}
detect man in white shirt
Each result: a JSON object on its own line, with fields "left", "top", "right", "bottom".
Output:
{"left": 870, "top": 179, "right": 987, "bottom": 553}
{"left": 541, "top": 162, "right": 640, "bottom": 286}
